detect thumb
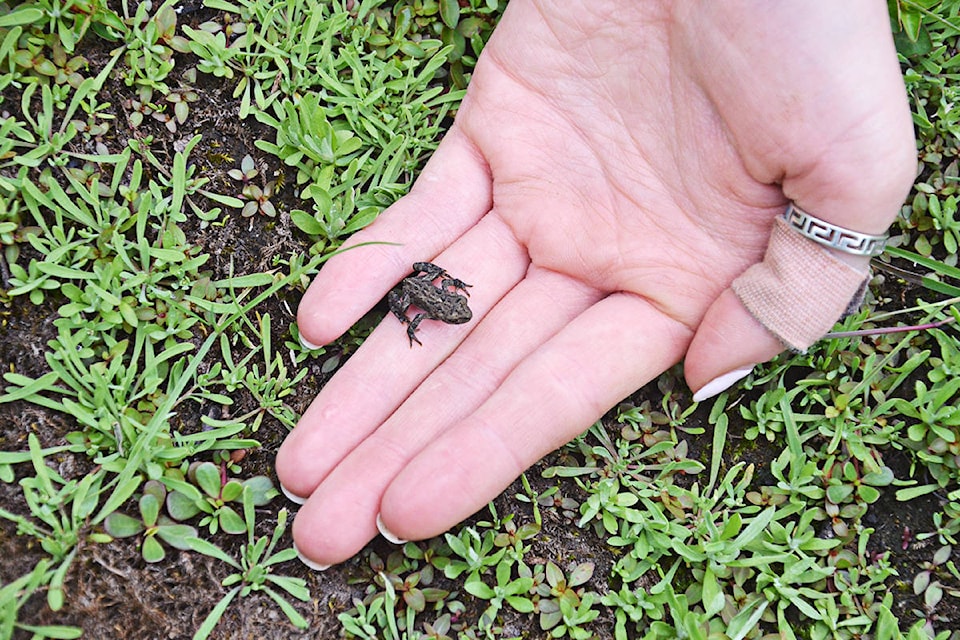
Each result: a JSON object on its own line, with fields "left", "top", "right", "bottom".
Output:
{"left": 684, "top": 288, "right": 784, "bottom": 402}
{"left": 685, "top": 214, "right": 874, "bottom": 403}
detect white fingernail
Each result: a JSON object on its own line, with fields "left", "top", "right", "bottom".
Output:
{"left": 299, "top": 333, "right": 323, "bottom": 351}
{"left": 294, "top": 542, "right": 331, "bottom": 571}
{"left": 376, "top": 513, "right": 407, "bottom": 545}
{"left": 280, "top": 482, "right": 307, "bottom": 505}
{"left": 692, "top": 365, "right": 755, "bottom": 403}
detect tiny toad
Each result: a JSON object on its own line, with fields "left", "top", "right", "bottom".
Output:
{"left": 388, "top": 262, "right": 472, "bottom": 346}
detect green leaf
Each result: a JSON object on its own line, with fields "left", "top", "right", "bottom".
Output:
{"left": 0, "top": 371, "right": 62, "bottom": 404}
{"left": 861, "top": 467, "right": 894, "bottom": 486}
{"left": 701, "top": 566, "right": 725, "bottom": 617}
{"left": 13, "top": 624, "right": 82, "bottom": 639}
{"left": 200, "top": 190, "right": 245, "bottom": 209}
{"left": 139, "top": 493, "right": 161, "bottom": 527}
{"left": 47, "top": 550, "right": 76, "bottom": 612}
{"left": 192, "top": 586, "right": 240, "bottom": 640}
{"left": 92, "top": 473, "right": 143, "bottom": 527}
{"left": 506, "top": 595, "right": 535, "bottom": 613}
{"left": 213, "top": 273, "right": 276, "bottom": 288}
{"left": 857, "top": 484, "right": 882, "bottom": 503}
{"left": 203, "top": 0, "right": 243, "bottom": 11}
{"left": 826, "top": 484, "right": 854, "bottom": 504}
{"left": 142, "top": 535, "right": 166, "bottom": 563}
{"left": 568, "top": 562, "right": 594, "bottom": 587}
{"left": 265, "top": 573, "right": 310, "bottom": 601}
{"left": 886, "top": 246, "right": 960, "bottom": 282}
{"left": 290, "top": 209, "right": 324, "bottom": 235}
{"left": 243, "top": 476, "right": 277, "bottom": 506}
{"left": 150, "top": 247, "right": 187, "bottom": 263}
{"left": 899, "top": 5, "right": 924, "bottom": 41}
{"left": 925, "top": 582, "right": 943, "bottom": 608}
{"left": 263, "top": 586, "right": 309, "bottom": 629}
{"left": 731, "top": 506, "right": 776, "bottom": 548}
{"left": 727, "top": 598, "right": 768, "bottom": 640}
{"left": 219, "top": 506, "right": 247, "bottom": 535}
{"left": 341, "top": 207, "right": 379, "bottom": 235}
{"left": 404, "top": 588, "right": 426, "bottom": 612}
{"left": 166, "top": 489, "right": 203, "bottom": 521}
{"left": 103, "top": 512, "right": 145, "bottom": 538}
{"left": 440, "top": 0, "right": 461, "bottom": 29}
{"left": 545, "top": 561, "right": 564, "bottom": 588}
{"left": 875, "top": 603, "right": 901, "bottom": 640}
{"left": 444, "top": 532, "right": 468, "bottom": 557}
{"left": 0, "top": 6, "right": 44, "bottom": 27}
{"left": 220, "top": 480, "right": 244, "bottom": 503}
{"left": 156, "top": 524, "right": 199, "bottom": 550}
{"left": 464, "top": 577, "right": 496, "bottom": 600}
{"left": 194, "top": 462, "right": 223, "bottom": 498}
{"left": 934, "top": 545, "right": 953, "bottom": 565}
{"left": 119, "top": 301, "right": 139, "bottom": 327}
{"left": 706, "top": 411, "right": 728, "bottom": 494}
{"left": 186, "top": 537, "right": 241, "bottom": 569}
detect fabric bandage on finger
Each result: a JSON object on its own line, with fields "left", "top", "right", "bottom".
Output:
{"left": 731, "top": 216, "right": 872, "bottom": 352}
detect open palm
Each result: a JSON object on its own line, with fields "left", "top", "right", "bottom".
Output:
{"left": 278, "top": 0, "right": 916, "bottom": 566}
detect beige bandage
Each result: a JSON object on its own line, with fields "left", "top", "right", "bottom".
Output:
{"left": 732, "top": 217, "right": 870, "bottom": 352}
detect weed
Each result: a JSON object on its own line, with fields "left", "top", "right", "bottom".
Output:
{"left": 188, "top": 490, "right": 309, "bottom": 637}
{"left": 162, "top": 461, "right": 277, "bottom": 535}
{"left": 464, "top": 559, "right": 535, "bottom": 629}
{"left": 102, "top": 479, "right": 197, "bottom": 562}
{"left": 0, "top": 435, "right": 105, "bottom": 611}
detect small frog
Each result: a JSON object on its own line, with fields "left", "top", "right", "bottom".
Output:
{"left": 388, "top": 262, "right": 473, "bottom": 346}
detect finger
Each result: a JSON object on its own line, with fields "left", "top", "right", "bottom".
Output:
{"left": 683, "top": 288, "right": 784, "bottom": 401}
{"left": 298, "top": 128, "right": 492, "bottom": 346}
{"left": 290, "top": 269, "right": 601, "bottom": 564}
{"left": 276, "top": 212, "right": 527, "bottom": 500}
{"left": 378, "top": 292, "right": 693, "bottom": 541}
{"left": 684, "top": 213, "right": 875, "bottom": 402}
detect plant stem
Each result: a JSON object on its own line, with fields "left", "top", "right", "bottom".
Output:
{"left": 824, "top": 316, "right": 956, "bottom": 339}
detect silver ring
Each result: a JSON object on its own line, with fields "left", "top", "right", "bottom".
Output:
{"left": 783, "top": 203, "right": 888, "bottom": 257}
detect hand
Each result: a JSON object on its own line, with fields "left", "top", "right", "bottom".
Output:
{"left": 277, "top": 0, "right": 916, "bottom": 566}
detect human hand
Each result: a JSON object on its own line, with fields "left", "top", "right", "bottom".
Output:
{"left": 277, "top": 0, "right": 916, "bottom": 567}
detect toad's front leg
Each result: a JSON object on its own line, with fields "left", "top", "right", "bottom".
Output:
{"left": 440, "top": 277, "right": 472, "bottom": 296}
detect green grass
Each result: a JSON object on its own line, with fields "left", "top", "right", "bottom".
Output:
{"left": 1, "top": 0, "right": 960, "bottom": 638}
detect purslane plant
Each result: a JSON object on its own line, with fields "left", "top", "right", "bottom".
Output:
{"left": 103, "top": 480, "right": 198, "bottom": 562}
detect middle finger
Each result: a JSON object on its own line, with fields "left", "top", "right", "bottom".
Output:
{"left": 277, "top": 212, "right": 527, "bottom": 499}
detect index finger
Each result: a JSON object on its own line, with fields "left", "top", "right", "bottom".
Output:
{"left": 298, "top": 129, "right": 493, "bottom": 346}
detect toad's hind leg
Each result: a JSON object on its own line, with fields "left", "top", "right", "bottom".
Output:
{"left": 406, "top": 313, "right": 426, "bottom": 347}
{"left": 388, "top": 289, "right": 410, "bottom": 323}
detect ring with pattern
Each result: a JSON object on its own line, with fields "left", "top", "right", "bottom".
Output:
{"left": 783, "top": 203, "right": 888, "bottom": 257}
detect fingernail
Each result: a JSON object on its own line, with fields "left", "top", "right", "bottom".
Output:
{"left": 294, "top": 542, "right": 331, "bottom": 571}
{"left": 376, "top": 513, "right": 407, "bottom": 545}
{"left": 280, "top": 482, "right": 307, "bottom": 505}
{"left": 692, "top": 365, "right": 755, "bottom": 403}
{"left": 299, "top": 332, "right": 323, "bottom": 351}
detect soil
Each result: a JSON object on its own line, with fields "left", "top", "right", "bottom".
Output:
{"left": 2, "top": 10, "right": 960, "bottom": 640}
